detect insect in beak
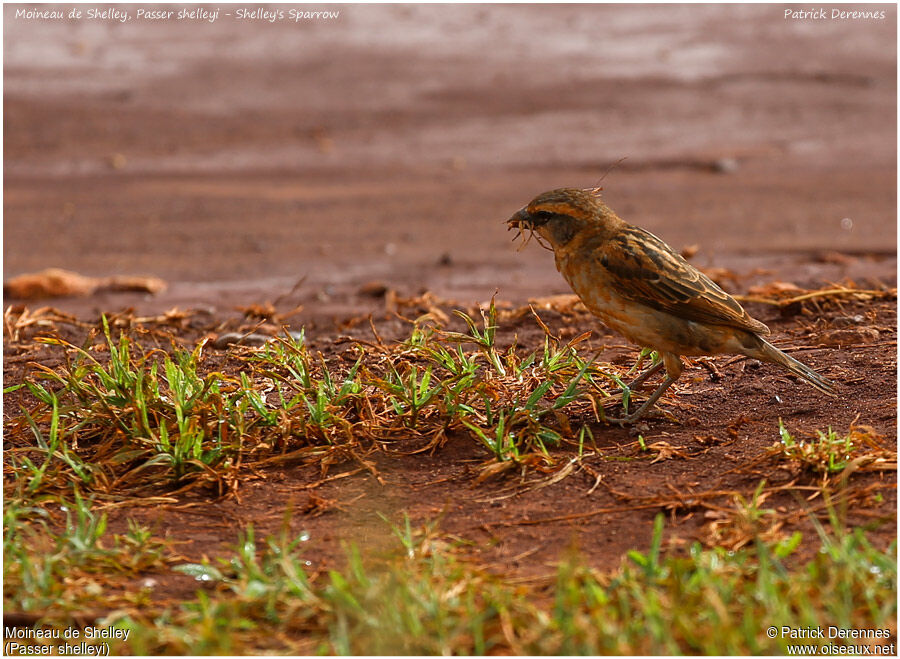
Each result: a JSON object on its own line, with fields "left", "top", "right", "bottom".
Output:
{"left": 507, "top": 208, "right": 532, "bottom": 230}
{"left": 505, "top": 209, "right": 552, "bottom": 252}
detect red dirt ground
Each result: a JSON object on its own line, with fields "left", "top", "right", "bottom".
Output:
{"left": 4, "top": 4, "right": 897, "bottom": 609}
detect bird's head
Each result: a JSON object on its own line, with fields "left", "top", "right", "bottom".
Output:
{"left": 507, "top": 187, "right": 614, "bottom": 250}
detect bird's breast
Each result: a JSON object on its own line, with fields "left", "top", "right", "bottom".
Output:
{"left": 557, "top": 252, "right": 636, "bottom": 334}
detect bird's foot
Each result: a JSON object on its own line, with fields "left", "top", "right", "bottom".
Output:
{"left": 600, "top": 405, "right": 666, "bottom": 426}
{"left": 601, "top": 375, "right": 678, "bottom": 426}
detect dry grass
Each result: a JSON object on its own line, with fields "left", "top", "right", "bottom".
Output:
{"left": 2, "top": 282, "right": 896, "bottom": 654}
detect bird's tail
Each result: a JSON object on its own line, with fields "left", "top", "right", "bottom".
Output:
{"left": 751, "top": 337, "right": 837, "bottom": 397}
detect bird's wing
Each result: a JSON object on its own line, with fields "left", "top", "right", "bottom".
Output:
{"left": 597, "top": 226, "right": 770, "bottom": 335}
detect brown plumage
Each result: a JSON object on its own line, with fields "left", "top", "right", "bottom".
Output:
{"left": 508, "top": 187, "right": 836, "bottom": 424}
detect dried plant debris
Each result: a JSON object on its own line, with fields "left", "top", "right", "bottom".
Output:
{"left": 4, "top": 290, "right": 893, "bottom": 508}
{"left": 771, "top": 420, "right": 896, "bottom": 478}
{"left": 5, "top": 268, "right": 166, "bottom": 300}
{"left": 738, "top": 280, "right": 896, "bottom": 309}
{"left": 4, "top": 302, "right": 629, "bottom": 499}
{"left": 2, "top": 282, "right": 895, "bottom": 655}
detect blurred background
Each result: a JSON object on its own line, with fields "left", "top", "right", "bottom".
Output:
{"left": 4, "top": 3, "right": 896, "bottom": 312}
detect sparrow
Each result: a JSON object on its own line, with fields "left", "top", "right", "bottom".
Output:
{"left": 508, "top": 187, "right": 836, "bottom": 424}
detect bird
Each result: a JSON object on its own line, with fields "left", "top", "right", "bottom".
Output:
{"left": 507, "top": 187, "right": 836, "bottom": 424}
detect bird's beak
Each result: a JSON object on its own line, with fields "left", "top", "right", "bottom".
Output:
{"left": 507, "top": 207, "right": 535, "bottom": 229}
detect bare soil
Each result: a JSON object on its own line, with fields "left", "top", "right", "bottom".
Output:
{"left": 4, "top": 4, "right": 896, "bottom": 611}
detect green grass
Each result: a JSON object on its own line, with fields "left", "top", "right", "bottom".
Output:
{"left": 3, "top": 305, "right": 896, "bottom": 655}
{"left": 776, "top": 419, "right": 894, "bottom": 475}
{"left": 4, "top": 510, "right": 894, "bottom": 655}
{"left": 4, "top": 492, "right": 169, "bottom": 615}
{"left": 5, "top": 307, "right": 621, "bottom": 496}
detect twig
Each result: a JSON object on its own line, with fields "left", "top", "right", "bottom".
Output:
{"left": 736, "top": 287, "right": 895, "bottom": 307}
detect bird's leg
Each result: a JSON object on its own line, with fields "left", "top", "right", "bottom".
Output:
{"left": 605, "top": 353, "right": 683, "bottom": 425}
{"left": 625, "top": 359, "right": 664, "bottom": 390}
{"left": 608, "top": 376, "right": 678, "bottom": 425}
